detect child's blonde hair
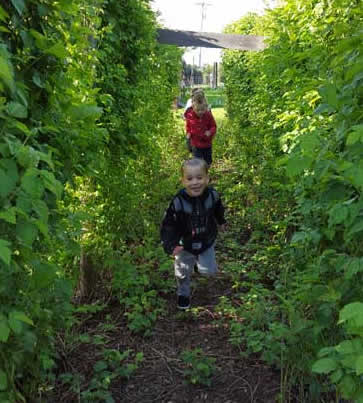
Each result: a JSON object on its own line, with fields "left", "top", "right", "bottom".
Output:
{"left": 181, "top": 158, "right": 209, "bottom": 176}
{"left": 192, "top": 91, "right": 208, "bottom": 115}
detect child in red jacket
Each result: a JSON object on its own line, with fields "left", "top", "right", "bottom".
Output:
{"left": 184, "top": 91, "right": 217, "bottom": 166}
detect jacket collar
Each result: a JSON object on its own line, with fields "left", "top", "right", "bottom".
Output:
{"left": 179, "top": 187, "right": 209, "bottom": 202}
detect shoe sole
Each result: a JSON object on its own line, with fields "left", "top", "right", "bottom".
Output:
{"left": 177, "top": 304, "right": 191, "bottom": 310}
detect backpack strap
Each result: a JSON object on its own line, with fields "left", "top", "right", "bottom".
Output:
{"left": 211, "top": 188, "right": 219, "bottom": 202}
{"left": 173, "top": 195, "right": 192, "bottom": 214}
{"left": 173, "top": 196, "right": 183, "bottom": 213}
{"left": 204, "top": 188, "right": 219, "bottom": 209}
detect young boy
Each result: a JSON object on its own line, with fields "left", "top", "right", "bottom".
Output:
{"left": 184, "top": 92, "right": 216, "bottom": 166}
{"left": 160, "top": 158, "right": 227, "bottom": 310}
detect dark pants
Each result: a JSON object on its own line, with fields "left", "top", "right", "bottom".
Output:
{"left": 192, "top": 146, "right": 212, "bottom": 166}
{"left": 186, "top": 137, "right": 192, "bottom": 153}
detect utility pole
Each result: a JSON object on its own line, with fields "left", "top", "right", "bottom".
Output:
{"left": 196, "top": 1, "right": 211, "bottom": 68}
{"left": 191, "top": 56, "right": 194, "bottom": 88}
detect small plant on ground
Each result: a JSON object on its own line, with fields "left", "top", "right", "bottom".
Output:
{"left": 60, "top": 348, "right": 143, "bottom": 402}
{"left": 180, "top": 348, "right": 217, "bottom": 386}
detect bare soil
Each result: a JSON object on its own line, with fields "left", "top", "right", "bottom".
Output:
{"left": 50, "top": 270, "right": 282, "bottom": 403}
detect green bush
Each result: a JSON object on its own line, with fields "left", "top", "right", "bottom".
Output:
{"left": 222, "top": 0, "right": 362, "bottom": 400}
{"left": 0, "top": 0, "right": 181, "bottom": 400}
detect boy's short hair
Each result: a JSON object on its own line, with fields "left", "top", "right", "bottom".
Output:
{"left": 181, "top": 158, "right": 209, "bottom": 176}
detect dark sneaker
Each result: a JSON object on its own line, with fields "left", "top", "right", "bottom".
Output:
{"left": 177, "top": 295, "right": 190, "bottom": 310}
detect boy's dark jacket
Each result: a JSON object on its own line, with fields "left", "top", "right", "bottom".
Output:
{"left": 160, "top": 186, "right": 226, "bottom": 255}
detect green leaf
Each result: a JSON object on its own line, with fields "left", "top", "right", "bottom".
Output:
{"left": 347, "top": 131, "right": 361, "bottom": 145}
{"left": 0, "top": 320, "right": 10, "bottom": 342}
{"left": 314, "top": 103, "right": 335, "bottom": 114}
{"left": 0, "top": 6, "right": 10, "bottom": 22}
{"left": 291, "top": 231, "right": 307, "bottom": 243}
{"left": 32, "top": 200, "right": 48, "bottom": 223}
{"left": 356, "top": 355, "right": 363, "bottom": 376}
{"left": 328, "top": 204, "right": 348, "bottom": 227}
{"left": 351, "top": 165, "right": 363, "bottom": 190}
{"left": 45, "top": 42, "right": 67, "bottom": 59}
{"left": 23, "top": 330, "right": 37, "bottom": 352}
{"left": 37, "top": 151, "right": 54, "bottom": 169}
{"left": 0, "top": 207, "right": 16, "bottom": 224}
{"left": 336, "top": 340, "right": 355, "bottom": 355}
{"left": 330, "top": 368, "right": 343, "bottom": 383}
{"left": 0, "top": 143, "right": 9, "bottom": 157}
{"left": 347, "top": 125, "right": 363, "bottom": 145}
{"left": 0, "top": 169, "right": 16, "bottom": 199}
{"left": 0, "top": 158, "right": 18, "bottom": 179}
{"left": 40, "top": 170, "right": 63, "bottom": 199}
{"left": 347, "top": 219, "right": 363, "bottom": 237}
{"left": 319, "top": 83, "right": 338, "bottom": 108}
{"left": 7, "top": 101, "right": 28, "bottom": 119}
{"left": 0, "top": 26, "right": 10, "bottom": 33}
{"left": 339, "top": 375, "right": 357, "bottom": 399}
{"left": 345, "top": 258, "right": 363, "bottom": 280}
{"left": 286, "top": 155, "right": 313, "bottom": 177}
{"left": 57, "top": 0, "right": 79, "bottom": 14}
{"left": 29, "top": 29, "right": 47, "bottom": 49}
{"left": 16, "top": 221, "right": 38, "bottom": 246}
{"left": 21, "top": 169, "right": 44, "bottom": 199}
{"left": 355, "top": 388, "right": 363, "bottom": 403}
{"left": 0, "top": 239, "right": 11, "bottom": 266}
{"left": 8, "top": 316, "right": 22, "bottom": 334}
{"left": 300, "top": 134, "right": 320, "bottom": 154}
{"left": 341, "top": 354, "right": 357, "bottom": 370}
{"left": 34, "top": 218, "right": 49, "bottom": 237}
{"left": 16, "top": 191, "right": 32, "bottom": 213}
{"left": 339, "top": 302, "right": 363, "bottom": 324}
{"left": 11, "top": 311, "right": 33, "bottom": 326}
{"left": 32, "top": 72, "right": 45, "bottom": 88}
{"left": 0, "top": 52, "right": 14, "bottom": 92}
{"left": 10, "top": 0, "right": 26, "bottom": 15}
{"left": 68, "top": 104, "right": 103, "bottom": 121}
{"left": 11, "top": 120, "right": 31, "bottom": 136}
{"left": 17, "top": 146, "right": 40, "bottom": 168}
{"left": 32, "top": 263, "right": 57, "bottom": 288}
{"left": 312, "top": 358, "right": 337, "bottom": 374}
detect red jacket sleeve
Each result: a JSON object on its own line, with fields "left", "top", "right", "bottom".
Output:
{"left": 207, "top": 111, "right": 217, "bottom": 137}
{"left": 185, "top": 108, "right": 192, "bottom": 134}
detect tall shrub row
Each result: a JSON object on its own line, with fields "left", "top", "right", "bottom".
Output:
{"left": 0, "top": 0, "right": 181, "bottom": 400}
{"left": 223, "top": 0, "right": 362, "bottom": 400}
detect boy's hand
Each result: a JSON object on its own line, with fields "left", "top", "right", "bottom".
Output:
{"left": 205, "top": 130, "right": 211, "bottom": 137}
{"left": 219, "top": 224, "right": 227, "bottom": 232}
{"left": 172, "top": 246, "right": 184, "bottom": 256}
{"left": 186, "top": 133, "right": 191, "bottom": 139}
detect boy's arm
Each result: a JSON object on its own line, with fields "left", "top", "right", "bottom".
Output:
{"left": 160, "top": 201, "right": 181, "bottom": 255}
{"left": 207, "top": 112, "right": 217, "bottom": 137}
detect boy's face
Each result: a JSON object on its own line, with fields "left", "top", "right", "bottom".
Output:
{"left": 182, "top": 165, "right": 209, "bottom": 197}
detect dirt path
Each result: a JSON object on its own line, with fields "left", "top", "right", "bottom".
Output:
{"left": 115, "top": 274, "right": 281, "bottom": 403}
{"left": 52, "top": 262, "right": 281, "bottom": 403}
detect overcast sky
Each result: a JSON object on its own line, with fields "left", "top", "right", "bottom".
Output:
{"left": 150, "top": 0, "right": 271, "bottom": 65}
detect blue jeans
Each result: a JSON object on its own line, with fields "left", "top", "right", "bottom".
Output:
{"left": 174, "top": 244, "right": 217, "bottom": 297}
{"left": 192, "top": 146, "right": 212, "bottom": 166}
